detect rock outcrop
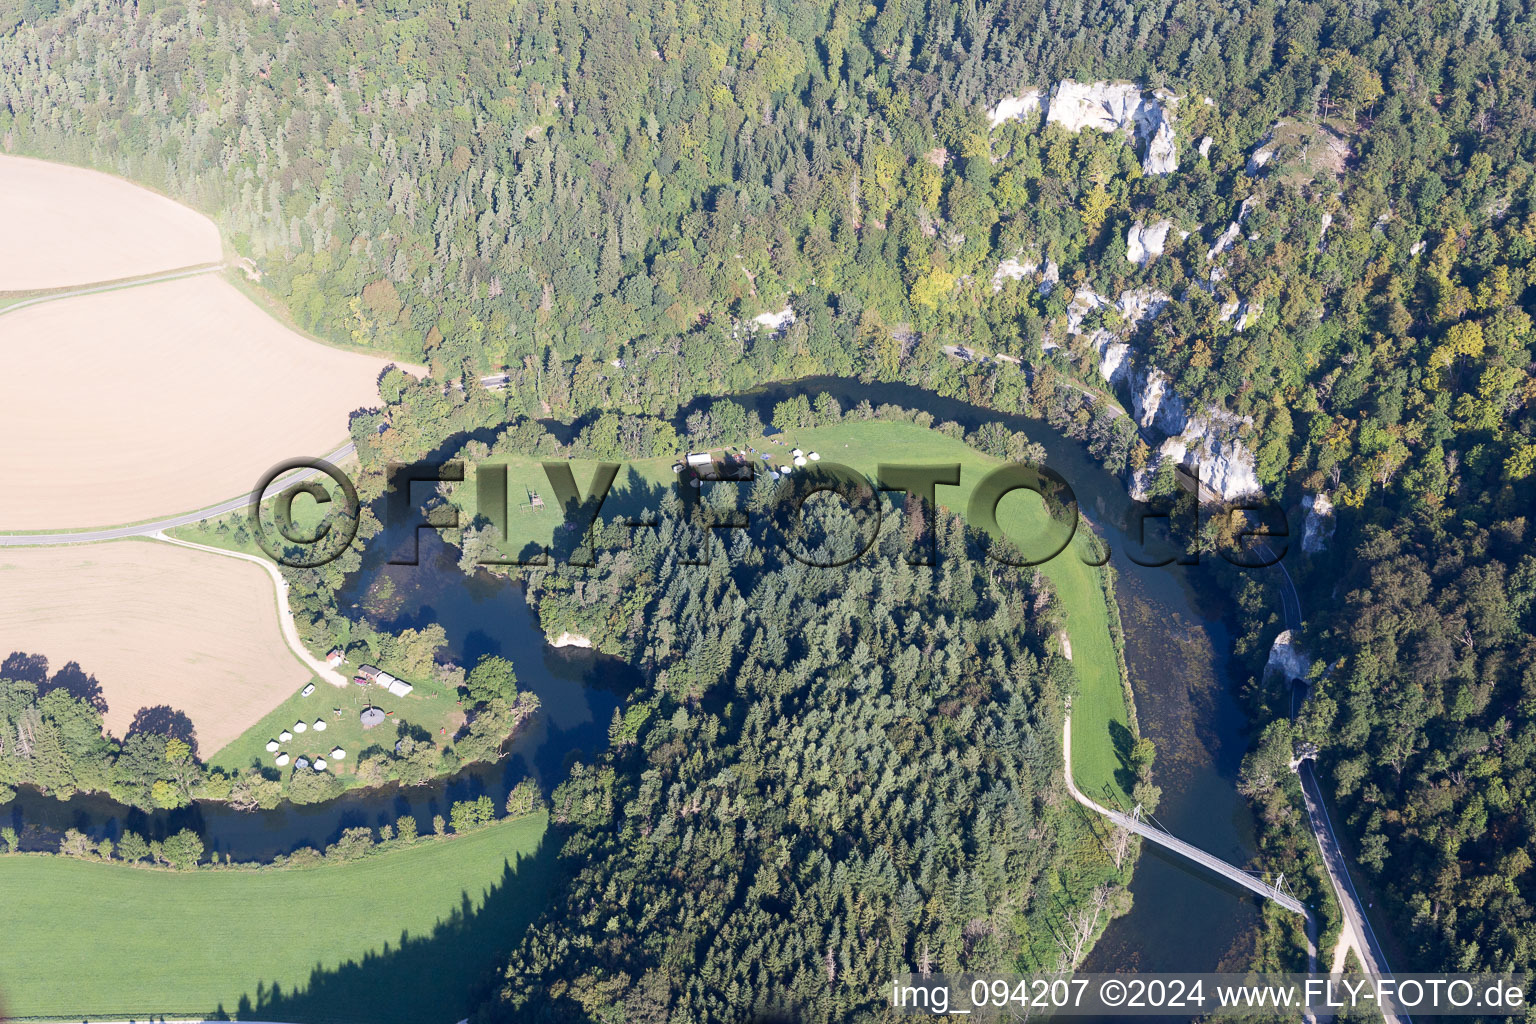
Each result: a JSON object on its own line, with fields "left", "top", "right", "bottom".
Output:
{"left": 751, "top": 305, "right": 795, "bottom": 334}
{"left": 991, "top": 256, "right": 1038, "bottom": 292}
{"left": 1046, "top": 80, "right": 1144, "bottom": 133}
{"left": 1206, "top": 196, "right": 1257, "bottom": 261}
{"left": 550, "top": 631, "right": 594, "bottom": 649}
{"left": 1128, "top": 365, "right": 1262, "bottom": 501}
{"left": 988, "top": 90, "right": 1043, "bottom": 128}
{"left": 1137, "top": 92, "right": 1179, "bottom": 175}
{"left": 1126, "top": 219, "right": 1173, "bottom": 266}
{"left": 1265, "top": 629, "right": 1312, "bottom": 682}
{"left": 1042, "top": 80, "right": 1178, "bottom": 175}
{"left": 1038, "top": 260, "right": 1060, "bottom": 296}
{"left": 1302, "top": 492, "right": 1335, "bottom": 553}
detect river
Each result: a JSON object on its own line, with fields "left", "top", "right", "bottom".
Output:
{"left": 3, "top": 531, "right": 632, "bottom": 863}
{"left": 5, "top": 374, "right": 1273, "bottom": 982}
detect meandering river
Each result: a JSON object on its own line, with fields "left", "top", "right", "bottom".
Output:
{"left": 5, "top": 374, "right": 1277, "bottom": 983}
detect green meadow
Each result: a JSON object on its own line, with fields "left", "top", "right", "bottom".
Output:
{"left": 0, "top": 813, "right": 553, "bottom": 1023}
{"left": 458, "top": 418, "right": 1133, "bottom": 803}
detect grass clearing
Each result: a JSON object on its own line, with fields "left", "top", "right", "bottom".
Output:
{"left": 452, "top": 419, "right": 1131, "bottom": 802}
{"left": 208, "top": 660, "right": 465, "bottom": 783}
{"left": 0, "top": 540, "right": 311, "bottom": 753}
{"left": 0, "top": 154, "right": 222, "bottom": 292}
{"left": 0, "top": 813, "right": 553, "bottom": 1023}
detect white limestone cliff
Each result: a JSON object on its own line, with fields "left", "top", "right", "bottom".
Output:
{"left": 988, "top": 90, "right": 1043, "bottom": 128}
{"left": 991, "top": 256, "right": 1038, "bottom": 293}
{"left": 1128, "top": 365, "right": 1262, "bottom": 501}
{"left": 1265, "top": 629, "right": 1313, "bottom": 682}
{"left": 1127, "top": 219, "right": 1173, "bottom": 266}
{"left": 1302, "top": 492, "right": 1335, "bottom": 553}
{"left": 752, "top": 306, "right": 795, "bottom": 333}
{"left": 1041, "top": 80, "right": 1178, "bottom": 175}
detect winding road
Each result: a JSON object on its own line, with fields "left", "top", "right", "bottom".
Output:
{"left": 1258, "top": 539, "right": 1410, "bottom": 1024}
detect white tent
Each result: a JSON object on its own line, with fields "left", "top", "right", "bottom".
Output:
{"left": 293, "top": 721, "right": 308, "bottom": 733}
{"left": 265, "top": 739, "right": 280, "bottom": 752}
{"left": 275, "top": 753, "right": 290, "bottom": 766}
{"left": 808, "top": 451, "right": 821, "bottom": 461}
{"left": 313, "top": 719, "right": 327, "bottom": 731}
{"left": 793, "top": 455, "right": 807, "bottom": 466}
{"left": 331, "top": 747, "right": 346, "bottom": 760}
{"left": 791, "top": 448, "right": 804, "bottom": 457}
{"left": 279, "top": 730, "right": 292, "bottom": 742}
{"left": 313, "top": 758, "right": 328, "bottom": 770}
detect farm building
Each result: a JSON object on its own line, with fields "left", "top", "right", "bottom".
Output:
{"left": 358, "top": 664, "right": 414, "bottom": 697}
{"left": 324, "top": 649, "right": 343, "bottom": 668}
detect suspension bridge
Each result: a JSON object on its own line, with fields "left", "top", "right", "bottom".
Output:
{"left": 1063, "top": 710, "right": 1307, "bottom": 916}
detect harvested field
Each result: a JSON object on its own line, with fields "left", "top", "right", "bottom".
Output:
{"left": 0, "top": 275, "right": 404, "bottom": 529}
{"left": 0, "top": 155, "right": 222, "bottom": 291}
{"left": 0, "top": 541, "right": 311, "bottom": 752}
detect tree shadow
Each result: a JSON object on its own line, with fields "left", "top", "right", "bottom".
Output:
{"left": 226, "top": 827, "right": 562, "bottom": 1024}
{"left": 1108, "top": 719, "right": 1137, "bottom": 796}
{"left": 45, "top": 659, "right": 109, "bottom": 714}
{"left": 2, "top": 650, "right": 50, "bottom": 685}
{"left": 127, "top": 704, "right": 200, "bottom": 756}
{"left": 4, "top": 652, "right": 111, "bottom": 715}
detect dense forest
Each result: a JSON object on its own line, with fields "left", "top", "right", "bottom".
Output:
{"left": 6, "top": 0, "right": 1536, "bottom": 1003}
{"left": 490, "top": 493, "right": 1125, "bottom": 1021}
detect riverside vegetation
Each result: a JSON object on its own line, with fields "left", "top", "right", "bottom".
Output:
{"left": 5, "top": 0, "right": 1536, "bottom": 1006}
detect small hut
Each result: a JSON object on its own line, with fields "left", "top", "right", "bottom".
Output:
{"left": 360, "top": 707, "right": 386, "bottom": 728}
{"left": 293, "top": 721, "right": 308, "bottom": 733}
{"left": 275, "top": 752, "right": 290, "bottom": 766}
{"left": 265, "top": 739, "right": 280, "bottom": 753}
{"left": 313, "top": 719, "right": 327, "bottom": 731}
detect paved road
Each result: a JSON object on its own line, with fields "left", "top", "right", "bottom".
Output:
{"left": 0, "top": 440, "right": 357, "bottom": 546}
{"left": 1264, "top": 541, "right": 1410, "bottom": 1024}
{"left": 1063, "top": 711, "right": 1307, "bottom": 915}
{"left": 0, "top": 261, "right": 226, "bottom": 319}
